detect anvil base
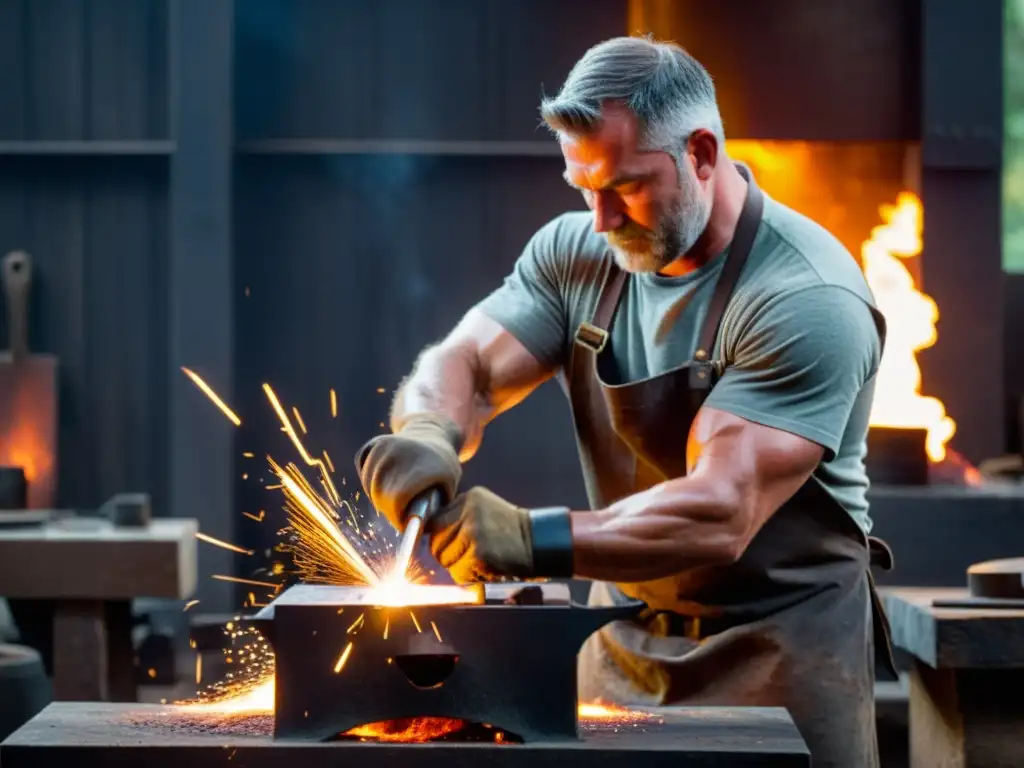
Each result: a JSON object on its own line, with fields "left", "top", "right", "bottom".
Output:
{"left": 1, "top": 702, "right": 810, "bottom": 767}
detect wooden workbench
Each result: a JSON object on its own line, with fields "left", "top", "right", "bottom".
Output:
{"left": 0, "top": 518, "right": 198, "bottom": 702}
{"left": 0, "top": 702, "right": 811, "bottom": 767}
{"left": 883, "top": 587, "right": 1024, "bottom": 767}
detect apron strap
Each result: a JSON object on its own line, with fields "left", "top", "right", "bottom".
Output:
{"left": 693, "top": 171, "right": 765, "bottom": 362}
{"left": 574, "top": 265, "right": 628, "bottom": 353}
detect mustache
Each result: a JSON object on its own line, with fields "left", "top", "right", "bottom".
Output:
{"left": 608, "top": 219, "right": 654, "bottom": 243}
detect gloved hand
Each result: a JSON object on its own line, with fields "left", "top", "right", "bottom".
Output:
{"left": 428, "top": 487, "right": 575, "bottom": 584}
{"left": 355, "top": 412, "right": 463, "bottom": 530}
{"left": 428, "top": 487, "right": 534, "bottom": 583}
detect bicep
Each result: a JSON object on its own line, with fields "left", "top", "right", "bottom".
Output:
{"left": 687, "top": 406, "right": 823, "bottom": 537}
{"left": 443, "top": 307, "right": 555, "bottom": 420}
{"left": 704, "top": 285, "right": 882, "bottom": 460}
{"left": 685, "top": 286, "right": 880, "bottom": 537}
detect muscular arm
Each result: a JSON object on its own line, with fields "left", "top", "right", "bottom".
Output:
{"left": 389, "top": 216, "right": 577, "bottom": 461}
{"left": 391, "top": 309, "right": 554, "bottom": 461}
{"left": 568, "top": 283, "right": 882, "bottom": 583}
{"left": 570, "top": 406, "right": 822, "bottom": 581}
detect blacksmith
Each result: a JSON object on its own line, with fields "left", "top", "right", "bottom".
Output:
{"left": 356, "top": 36, "right": 893, "bottom": 767}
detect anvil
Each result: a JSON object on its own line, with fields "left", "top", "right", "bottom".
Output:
{"left": 243, "top": 582, "right": 642, "bottom": 742}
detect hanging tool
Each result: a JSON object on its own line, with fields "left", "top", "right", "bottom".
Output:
{"left": 391, "top": 487, "right": 442, "bottom": 581}
{"left": 0, "top": 251, "right": 58, "bottom": 510}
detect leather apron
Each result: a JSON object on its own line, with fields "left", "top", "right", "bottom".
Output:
{"left": 564, "top": 170, "right": 896, "bottom": 768}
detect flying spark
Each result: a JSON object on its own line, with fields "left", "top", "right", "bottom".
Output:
{"left": 346, "top": 613, "right": 365, "bottom": 635}
{"left": 271, "top": 458, "right": 380, "bottom": 586}
{"left": 211, "top": 574, "right": 280, "bottom": 589}
{"left": 196, "top": 532, "right": 254, "bottom": 556}
{"left": 181, "top": 367, "right": 242, "bottom": 426}
{"left": 333, "top": 642, "right": 354, "bottom": 673}
{"left": 263, "top": 384, "right": 340, "bottom": 506}
{"left": 292, "top": 407, "right": 307, "bottom": 435}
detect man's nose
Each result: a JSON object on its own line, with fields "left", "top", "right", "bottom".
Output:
{"left": 591, "top": 191, "right": 624, "bottom": 233}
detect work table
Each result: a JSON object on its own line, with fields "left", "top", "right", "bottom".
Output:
{"left": 0, "top": 517, "right": 198, "bottom": 702}
{"left": 883, "top": 586, "right": 1024, "bottom": 767}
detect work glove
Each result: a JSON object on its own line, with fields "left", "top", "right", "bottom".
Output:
{"left": 428, "top": 486, "right": 575, "bottom": 584}
{"left": 355, "top": 412, "right": 463, "bottom": 530}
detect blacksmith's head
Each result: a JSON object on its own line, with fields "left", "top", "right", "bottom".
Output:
{"left": 541, "top": 37, "right": 725, "bottom": 273}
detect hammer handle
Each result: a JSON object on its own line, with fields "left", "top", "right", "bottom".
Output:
{"left": 392, "top": 488, "right": 443, "bottom": 580}
{"left": 2, "top": 251, "right": 32, "bottom": 360}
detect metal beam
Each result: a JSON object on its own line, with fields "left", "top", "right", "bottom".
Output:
{"left": 168, "top": 0, "right": 234, "bottom": 610}
{"left": 919, "top": 0, "right": 1005, "bottom": 464}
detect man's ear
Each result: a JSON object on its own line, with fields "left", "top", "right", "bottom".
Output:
{"left": 687, "top": 129, "right": 719, "bottom": 181}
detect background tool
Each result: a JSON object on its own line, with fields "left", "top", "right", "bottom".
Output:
{"left": 0, "top": 252, "right": 58, "bottom": 510}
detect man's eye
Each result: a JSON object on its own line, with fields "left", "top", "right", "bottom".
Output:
{"left": 616, "top": 182, "right": 642, "bottom": 196}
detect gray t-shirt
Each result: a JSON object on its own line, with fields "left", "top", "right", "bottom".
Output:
{"left": 476, "top": 192, "right": 885, "bottom": 533}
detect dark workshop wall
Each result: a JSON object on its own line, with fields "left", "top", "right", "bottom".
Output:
{"left": 232, "top": 0, "right": 628, "bottom": 561}
{"left": 0, "top": 0, "right": 171, "bottom": 512}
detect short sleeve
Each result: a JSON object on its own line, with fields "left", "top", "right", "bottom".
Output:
{"left": 474, "top": 219, "right": 570, "bottom": 370}
{"left": 704, "top": 284, "right": 883, "bottom": 460}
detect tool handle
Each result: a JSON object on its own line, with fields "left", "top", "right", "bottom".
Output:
{"left": 391, "top": 488, "right": 444, "bottom": 582}
{"left": 405, "top": 487, "right": 443, "bottom": 525}
{"left": 1, "top": 251, "right": 31, "bottom": 360}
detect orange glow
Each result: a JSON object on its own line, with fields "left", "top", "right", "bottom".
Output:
{"left": 0, "top": 434, "right": 49, "bottom": 486}
{"left": 179, "top": 677, "right": 275, "bottom": 715}
{"left": 727, "top": 141, "right": 954, "bottom": 463}
{"left": 345, "top": 718, "right": 470, "bottom": 742}
{"left": 179, "top": 673, "right": 650, "bottom": 741}
{"left": 578, "top": 702, "right": 649, "bottom": 721}
{"left": 860, "top": 193, "right": 954, "bottom": 461}
{"left": 365, "top": 580, "right": 482, "bottom": 608}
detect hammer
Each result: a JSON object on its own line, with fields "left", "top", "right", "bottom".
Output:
{"left": 391, "top": 487, "right": 443, "bottom": 581}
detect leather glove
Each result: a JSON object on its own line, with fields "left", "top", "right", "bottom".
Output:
{"left": 428, "top": 486, "right": 575, "bottom": 584}
{"left": 355, "top": 412, "right": 463, "bottom": 530}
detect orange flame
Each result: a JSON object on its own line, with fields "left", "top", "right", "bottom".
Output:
{"left": 861, "top": 193, "right": 955, "bottom": 461}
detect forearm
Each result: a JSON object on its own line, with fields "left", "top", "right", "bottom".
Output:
{"left": 391, "top": 343, "right": 492, "bottom": 461}
{"left": 568, "top": 475, "right": 745, "bottom": 583}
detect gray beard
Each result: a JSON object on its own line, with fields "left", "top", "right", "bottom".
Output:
{"left": 608, "top": 169, "right": 711, "bottom": 274}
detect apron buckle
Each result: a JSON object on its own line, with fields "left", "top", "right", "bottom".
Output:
{"left": 688, "top": 361, "right": 719, "bottom": 389}
{"left": 575, "top": 323, "right": 609, "bottom": 353}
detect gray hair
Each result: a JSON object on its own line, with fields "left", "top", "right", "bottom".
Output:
{"left": 539, "top": 36, "right": 724, "bottom": 153}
